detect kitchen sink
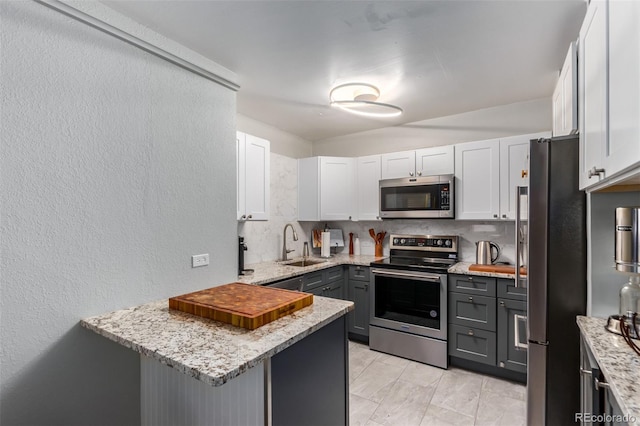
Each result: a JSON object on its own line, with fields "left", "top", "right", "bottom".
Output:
{"left": 282, "top": 259, "right": 328, "bottom": 267}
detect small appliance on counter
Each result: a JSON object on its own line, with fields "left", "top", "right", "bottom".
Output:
{"left": 475, "top": 240, "right": 500, "bottom": 265}
{"left": 605, "top": 207, "right": 640, "bottom": 346}
{"left": 238, "top": 236, "right": 254, "bottom": 276}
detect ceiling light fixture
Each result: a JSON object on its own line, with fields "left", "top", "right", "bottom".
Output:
{"left": 329, "top": 83, "right": 403, "bottom": 118}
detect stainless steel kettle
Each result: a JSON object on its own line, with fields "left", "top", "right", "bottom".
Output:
{"left": 476, "top": 241, "right": 500, "bottom": 265}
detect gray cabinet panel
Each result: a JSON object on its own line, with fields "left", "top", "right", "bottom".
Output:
{"left": 271, "top": 316, "right": 348, "bottom": 426}
{"left": 302, "top": 266, "right": 345, "bottom": 296}
{"left": 448, "top": 324, "right": 497, "bottom": 365}
{"left": 497, "top": 278, "right": 526, "bottom": 301}
{"left": 347, "top": 278, "right": 370, "bottom": 337}
{"left": 449, "top": 292, "right": 496, "bottom": 331}
{"left": 497, "top": 298, "right": 527, "bottom": 373}
{"left": 303, "top": 271, "right": 324, "bottom": 291}
{"left": 324, "top": 280, "right": 344, "bottom": 299}
{"left": 449, "top": 274, "right": 497, "bottom": 297}
{"left": 325, "top": 266, "right": 344, "bottom": 282}
{"left": 348, "top": 265, "right": 370, "bottom": 281}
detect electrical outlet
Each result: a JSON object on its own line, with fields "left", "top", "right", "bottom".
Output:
{"left": 191, "top": 254, "right": 209, "bottom": 268}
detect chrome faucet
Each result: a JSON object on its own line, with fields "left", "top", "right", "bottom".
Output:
{"left": 282, "top": 223, "right": 299, "bottom": 261}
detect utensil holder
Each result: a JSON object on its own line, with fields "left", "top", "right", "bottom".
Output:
{"left": 375, "top": 242, "right": 383, "bottom": 257}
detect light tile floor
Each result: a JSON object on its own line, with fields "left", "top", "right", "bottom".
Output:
{"left": 348, "top": 341, "right": 526, "bottom": 426}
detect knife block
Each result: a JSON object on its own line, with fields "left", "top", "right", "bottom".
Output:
{"left": 375, "top": 242, "right": 383, "bottom": 257}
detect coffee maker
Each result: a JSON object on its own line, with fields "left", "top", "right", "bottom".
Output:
{"left": 606, "top": 207, "right": 640, "bottom": 341}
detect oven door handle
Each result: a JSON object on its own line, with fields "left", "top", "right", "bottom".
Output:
{"left": 371, "top": 268, "right": 441, "bottom": 282}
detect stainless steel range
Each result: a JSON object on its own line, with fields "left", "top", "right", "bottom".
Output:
{"left": 369, "top": 234, "right": 458, "bottom": 369}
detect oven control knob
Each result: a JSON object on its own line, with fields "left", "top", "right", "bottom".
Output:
{"left": 437, "top": 239, "right": 443, "bottom": 246}
{"left": 393, "top": 238, "right": 399, "bottom": 245}
{"left": 400, "top": 239, "right": 406, "bottom": 244}
{"left": 445, "top": 239, "right": 451, "bottom": 247}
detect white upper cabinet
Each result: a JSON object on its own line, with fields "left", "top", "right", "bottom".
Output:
{"left": 552, "top": 42, "right": 578, "bottom": 137}
{"left": 415, "top": 145, "right": 455, "bottom": 176}
{"left": 579, "top": 0, "right": 609, "bottom": 189}
{"left": 499, "top": 132, "right": 549, "bottom": 220}
{"left": 456, "top": 133, "right": 547, "bottom": 220}
{"left": 356, "top": 155, "right": 382, "bottom": 221}
{"left": 578, "top": 0, "right": 640, "bottom": 190}
{"left": 297, "top": 156, "right": 355, "bottom": 221}
{"left": 455, "top": 138, "right": 501, "bottom": 220}
{"left": 381, "top": 145, "right": 454, "bottom": 179}
{"left": 380, "top": 150, "right": 416, "bottom": 179}
{"left": 236, "top": 132, "right": 270, "bottom": 221}
{"left": 607, "top": 0, "right": 640, "bottom": 177}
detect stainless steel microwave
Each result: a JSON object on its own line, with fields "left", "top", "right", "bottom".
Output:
{"left": 379, "top": 175, "right": 454, "bottom": 219}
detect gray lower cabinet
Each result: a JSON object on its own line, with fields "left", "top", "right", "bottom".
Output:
{"left": 448, "top": 292, "right": 496, "bottom": 331}
{"left": 346, "top": 265, "right": 370, "bottom": 339}
{"left": 303, "top": 266, "right": 345, "bottom": 299}
{"left": 448, "top": 324, "right": 497, "bottom": 365}
{"left": 579, "top": 335, "right": 626, "bottom": 426}
{"left": 448, "top": 273, "right": 527, "bottom": 381}
{"left": 497, "top": 298, "right": 527, "bottom": 373}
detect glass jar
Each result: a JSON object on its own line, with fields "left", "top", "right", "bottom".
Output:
{"left": 619, "top": 275, "right": 640, "bottom": 316}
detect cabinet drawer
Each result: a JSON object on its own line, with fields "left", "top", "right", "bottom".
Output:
{"left": 449, "top": 274, "right": 496, "bottom": 297}
{"left": 348, "top": 265, "right": 370, "bottom": 281}
{"left": 449, "top": 292, "right": 497, "bottom": 331}
{"left": 325, "top": 266, "right": 344, "bottom": 282}
{"left": 497, "top": 278, "right": 527, "bottom": 301}
{"left": 302, "top": 271, "right": 324, "bottom": 291}
{"left": 448, "top": 324, "right": 497, "bottom": 366}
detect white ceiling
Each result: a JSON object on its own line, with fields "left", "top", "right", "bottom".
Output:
{"left": 103, "top": 1, "right": 587, "bottom": 141}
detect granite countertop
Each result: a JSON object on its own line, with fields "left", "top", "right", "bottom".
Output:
{"left": 81, "top": 296, "right": 353, "bottom": 387}
{"left": 577, "top": 316, "right": 640, "bottom": 420}
{"left": 448, "top": 261, "right": 518, "bottom": 279}
{"left": 237, "top": 253, "right": 382, "bottom": 285}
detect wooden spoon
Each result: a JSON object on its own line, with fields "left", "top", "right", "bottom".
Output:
{"left": 369, "top": 228, "right": 376, "bottom": 241}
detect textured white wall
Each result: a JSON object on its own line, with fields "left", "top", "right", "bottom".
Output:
{"left": 312, "top": 98, "right": 551, "bottom": 156}
{"left": 1, "top": 2, "right": 237, "bottom": 425}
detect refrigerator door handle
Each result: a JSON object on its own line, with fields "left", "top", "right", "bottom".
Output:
{"left": 515, "top": 186, "right": 528, "bottom": 289}
{"left": 514, "top": 314, "right": 528, "bottom": 351}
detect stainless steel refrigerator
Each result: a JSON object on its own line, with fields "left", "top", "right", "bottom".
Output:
{"left": 524, "top": 135, "right": 587, "bottom": 425}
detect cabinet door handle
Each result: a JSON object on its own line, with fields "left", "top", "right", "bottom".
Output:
{"left": 417, "top": 171, "right": 422, "bottom": 176}
{"left": 500, "top": 300, "right": 505, "bottom": 306}
{"left": 468, "top": 276, "right": 473, "bottom": 281}
{"left": 502, "top": 214, "right": 507, "bottom": 219}
{"left": 587, "top": 166, "right": 605, "bottom": 179}
{"left": 579, "top": 367, "right": 592, "bottom": 377}
{"left": 240, "top": 214, "right": 247, "bottom": 220}
{"left": 468, "top": 296, "right": 474, "bottom": 302}
{"left": 247, "top": 214, "right": 253, "bottom": 219}
{"left": 409, "top": 172, "right": 414, "bottom": 177}
{"left": 467, "top": 330, "right": 474, "bottom": 336}
{"left": 514, "top": 314, "right": 528, "bottom": 351}
{"left": 493, "top": 214, "right": 498, "bottom": 218}
{"left": 594, "top": 377, "right": 610, "bottom": 390}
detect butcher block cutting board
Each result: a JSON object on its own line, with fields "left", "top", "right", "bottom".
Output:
{"left": 169, "top": 282, "right": 313, "bottom": 330}
{"left": 468, "top": 264, "right": 527, "bottom": 275}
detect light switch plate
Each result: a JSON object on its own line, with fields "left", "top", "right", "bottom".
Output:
{"left": 191, "top": 254, "right": 209, "bottom": 268}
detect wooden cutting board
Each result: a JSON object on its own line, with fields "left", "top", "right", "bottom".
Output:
{"left": 169, "top": 282, "right": 313, "bottom": 330}
{"left": 468, "top": 264, "right": 527, "bottom": 275}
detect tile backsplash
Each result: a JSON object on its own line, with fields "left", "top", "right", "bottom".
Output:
{"left": 239, "top": 153, "right": 517, "bottom": 266}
